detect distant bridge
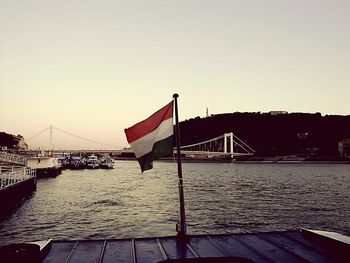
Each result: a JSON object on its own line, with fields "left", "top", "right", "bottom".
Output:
{"left": 26, "top": 125, "right": 118, "bottom": 150}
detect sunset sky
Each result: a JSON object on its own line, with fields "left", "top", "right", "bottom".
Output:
{"left": 1, "top": 0, "right": 349, "bottom": 149}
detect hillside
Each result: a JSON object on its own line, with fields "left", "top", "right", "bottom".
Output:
{"left": 179, "top": 112, "right": 350, "bottom": 157}
{"left": 0, "top": 132, "right": 28, "bottom": 150}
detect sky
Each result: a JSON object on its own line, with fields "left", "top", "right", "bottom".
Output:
{"left": 0, "top": 0, "right": 349, "bottom": 149}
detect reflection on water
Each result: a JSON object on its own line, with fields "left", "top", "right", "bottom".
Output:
{"left": 0, "top": 161, "right": 349, "bottom": 244}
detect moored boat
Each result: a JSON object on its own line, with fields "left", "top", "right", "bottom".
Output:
{"left": 68, "top": 156, "right": 86, "bottom": 169}
{"left": 99, "top": 155, "right": 114, "bottom": 169}
{"left": 86, "top": 155, "right": 99, "bottom": 169}
{"left": 26, "top": 157, "right": 62, "bottom": 178}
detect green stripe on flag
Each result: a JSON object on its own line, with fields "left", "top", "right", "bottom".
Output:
{"left": 137, "top": 135, "right": 174, "bottom": 172}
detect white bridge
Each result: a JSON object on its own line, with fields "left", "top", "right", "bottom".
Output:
{"left": 179, "top": 132, "right": 255, "bottom": 158}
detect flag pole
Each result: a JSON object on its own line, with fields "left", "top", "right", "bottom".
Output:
{"left": 173, "top": 93, "right": 188, "bottom": 240}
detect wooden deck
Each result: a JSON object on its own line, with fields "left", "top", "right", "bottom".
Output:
{"left": 38, "top": 229, "right": 349, "bottom": 263}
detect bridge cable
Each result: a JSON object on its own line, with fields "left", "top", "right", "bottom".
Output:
{"left": 231, "top": 133, "right": 255, "bottom": 153}
{"left": 51, "top": 125, "right": 118, "bottom": 149}
{"left": 179, "top": 134, "right": 225, "bottom": 149}
{"left": 26, "top": 126, "right": 51, "bottom": 141}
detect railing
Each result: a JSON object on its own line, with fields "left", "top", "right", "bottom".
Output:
{"left": 0, "top": 151, "right": 27, "bottom": 165}
{"left": 179, "top": 134, "right": 225, "bottom": 150}
{"left": 0, "top": 166, "right": 36, "bottom": 189}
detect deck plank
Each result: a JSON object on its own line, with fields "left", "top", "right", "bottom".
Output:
{"left": 42, "top": 242, "right": 76, "bottom": 263}
{"left": 282, "top": 231, "right": 339, "bottom": 261}
{"left": 262, "top": 232, "right": 333, "bottom": 263}
{"left": 134, "top": 239, "right": 165, "bottom": 263}
{"left": 236, "top": 234, "right": 308, "bottom": 263}
{"left": 189, "top": 236, "right": 227, "bottom": 257}
{"left": 159, "top": 237, "right": 196, "bottom": 259}
{"left": 211, "top": 235, "right": 271, "bottom": 263}
{"left": 102, "top": 240, "right": 132, "bottom": 263}
{"left": 67, "top": 241, "right": 104, "bottom": 263}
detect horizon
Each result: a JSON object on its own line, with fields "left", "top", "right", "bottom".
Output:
{"left": 1, "top": 0, "right": 349, "bottom": 149}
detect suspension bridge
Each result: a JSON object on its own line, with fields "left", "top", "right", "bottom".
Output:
{"left": 26, "top": 125, "right": 118, "bottom": 150}
{"left": 7, "top": 125, "right": 255, "bottom": 159}
{"left": 180, "top": 132, "right": 255, "bottom": 158}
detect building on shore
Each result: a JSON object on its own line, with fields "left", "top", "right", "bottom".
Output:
{"left": 339, "top": 138, "right": 350, "bottom": 157}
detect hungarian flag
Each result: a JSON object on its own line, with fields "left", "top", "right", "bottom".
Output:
{"left": 125, "top": 101, "right": 174, "bottom": 172}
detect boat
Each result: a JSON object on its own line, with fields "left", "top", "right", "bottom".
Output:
{"left": 26, "top": 156, "right": 62, "bottom": 178}
{"left": 86, "top": 155, "right": 99, "bottom": 169}
{"left": 99, "top": 155, "right": 115, "bottom": 169}
{"left": 68, "top": 156, "right": 87, "bottom": 169}
{"left": 56, "top": 155, "right": 70, "bottom": 169}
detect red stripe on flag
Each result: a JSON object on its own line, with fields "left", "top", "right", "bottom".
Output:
{"left": 125, "top": 101, "right": 173, "bottom": 143}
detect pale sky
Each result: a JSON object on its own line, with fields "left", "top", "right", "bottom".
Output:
{"left": 1, "top": 0, "right": 349, "bottom": 149}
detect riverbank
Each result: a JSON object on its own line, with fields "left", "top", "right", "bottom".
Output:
{"left": 115, "top": 155, "right": 350, "bottom": 164}
{"left": 234, "top": 155, "right": 350, "bottom": 164}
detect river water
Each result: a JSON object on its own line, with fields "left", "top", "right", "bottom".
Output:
{"left": 0, "top": 161, "right": 349, "bottom": 245}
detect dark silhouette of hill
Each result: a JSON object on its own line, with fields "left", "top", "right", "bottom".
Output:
{"left": 179, "top": 112, "right": 350, "bottom": 157}
{"left": 0, "top": 132, "right": 28, "bottom": 150}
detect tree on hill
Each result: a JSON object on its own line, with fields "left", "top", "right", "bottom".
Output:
{"left": 0, "top": 132, "right": 29, "bottom": 150}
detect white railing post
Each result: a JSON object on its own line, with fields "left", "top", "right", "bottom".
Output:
{"left": 0, "top": 166, "right": 35, "bottom": 188}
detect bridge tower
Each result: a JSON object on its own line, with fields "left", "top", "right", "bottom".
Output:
{"left": 49, "top": 124, "right": 53, "bottom": 151}
{"left": 223, "top": 132, "right": 234, "bottom": 155}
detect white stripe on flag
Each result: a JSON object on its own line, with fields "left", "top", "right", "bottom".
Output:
{"left": 130, "top": 118, "right": 173, "bottom": 158}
